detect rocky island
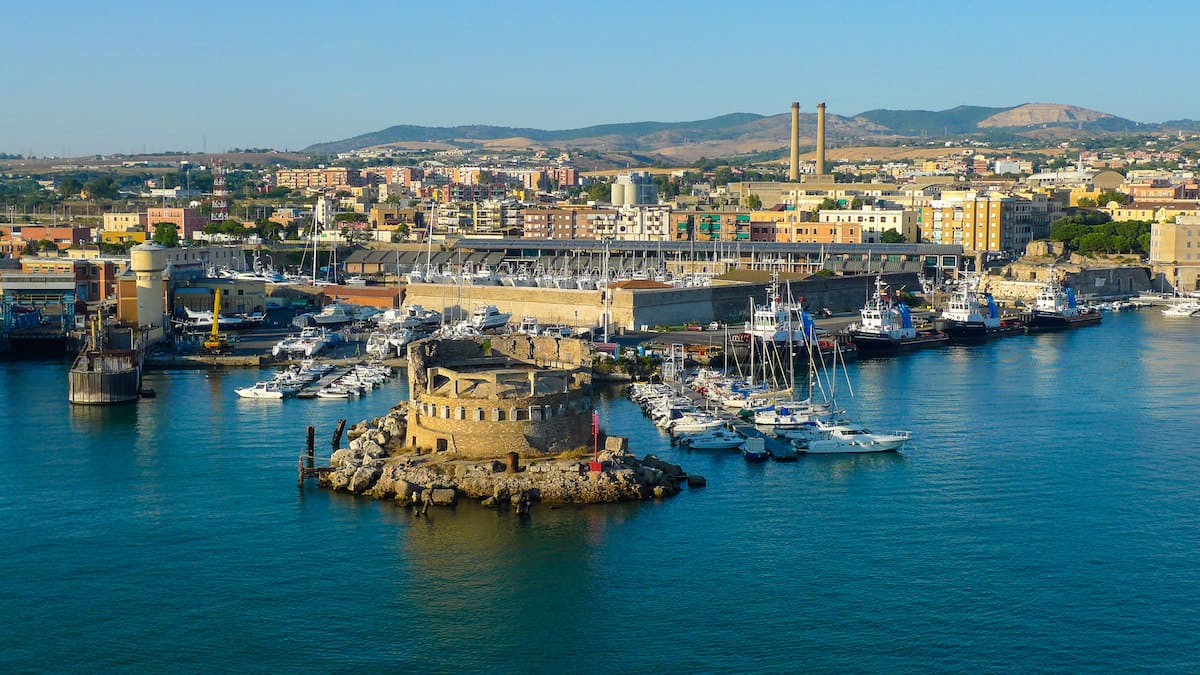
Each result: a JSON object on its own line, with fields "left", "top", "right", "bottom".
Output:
{"left": 314, "top": 335, "right": 700, "bottom": 509}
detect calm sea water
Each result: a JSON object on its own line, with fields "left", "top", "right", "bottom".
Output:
{"left": 2, "top": 311, "right": 1198, "bottom": 672}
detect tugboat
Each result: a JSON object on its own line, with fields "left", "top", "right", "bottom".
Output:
{"left": 846, "top": 276, "right": 948, "bottom": 354}
{"left": 1023, "top": 269, "right": 1102, "bottom": 331}
{"left": 937, "top": 274, "right": 1025, "bottom": 340}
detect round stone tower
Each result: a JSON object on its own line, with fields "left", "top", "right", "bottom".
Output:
{"left": 130, "top": 242, "right": 167, "bottom": 331}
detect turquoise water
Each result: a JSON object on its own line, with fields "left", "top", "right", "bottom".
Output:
{"left": 2, "top": 311, "right": 1198, "bottom": 672}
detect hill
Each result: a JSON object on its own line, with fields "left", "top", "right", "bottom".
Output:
{"left": 303, "top": 103, "right": 1163, "bottom": 162}
{"left": 854, "top": 105, "right": 1010, "bottom": 137}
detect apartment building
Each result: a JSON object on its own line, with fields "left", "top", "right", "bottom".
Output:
{"left": 274, "top": 167, "right": 364, "bottom": 189}
{"left": 920, "top": 191, "right": 1048, "bottom": 253}
{"left": 669, "top": 210, "right": 752, "bottom": 241}
{"left": 818, "top": 206, "right": 918, "bottom": 244}
{"left": 102, "top": 212, "right": 147, "bottom": 232}
{"left": 146, "top": 207, "right": 206, "bottom": 240}
{"left": 1, "top": 225, "right": 94, "bottom": 257}
{"left": 1149, "top": 215, "right": 1200, "bottom": 291}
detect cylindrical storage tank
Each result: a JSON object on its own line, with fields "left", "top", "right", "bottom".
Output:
{"left": 130, "top": 243, "right": 167, "bottom": 329}
{"left": 610, "top": 182, "right": 626, "bottom": 206}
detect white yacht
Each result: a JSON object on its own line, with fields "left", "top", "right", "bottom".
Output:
{"left": 273, "top": 326, "right": 332, "bottom": 358}
{"left": 399, "top": 304, "right": 442, "bottom": 331}
{"left": 235, "top": 381, "right": 287, "bottom": 399}
{"left": 470, "top": 304, "right": 511, "bottom": 331}
{"left": 366, "top": 328, "right": 414, "bottom": 358}
{"left": 1161, "top": 296, "right": 1200, "bottom": 317}
{"left": 801, "top": 422, "right": 910, "bottom": 454}
{"left": 516, "top": 316, "right": 542, "bottom": 335}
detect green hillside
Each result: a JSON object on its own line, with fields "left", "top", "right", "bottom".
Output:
{"left": 855, "top": 105, "right": 1012, "bottom": 136}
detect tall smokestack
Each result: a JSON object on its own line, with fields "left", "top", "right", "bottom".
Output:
{"left": 788, "top": 102, "right": 800, "bottom": 182}
{"left": 816, "top": 101, "right": 827, "bottom": 175}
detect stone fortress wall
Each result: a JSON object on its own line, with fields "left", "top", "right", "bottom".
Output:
{"left": 406, "top": 335, "right": 594, "bottom": 459}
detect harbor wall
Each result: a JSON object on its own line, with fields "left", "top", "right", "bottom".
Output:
{"left": 986, "top": 266, "right": 1151, "bottom": 302}
{"left": 402, "top": 273, "right": 922, "bottom": 331}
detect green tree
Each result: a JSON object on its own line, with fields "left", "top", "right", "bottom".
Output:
{"left": 59, "top": 177, "right": 83, "bottom": 197}
{"left": 745, "top": 193, "right": 762, "bottom": 209}
{"left": 152, "top": 222, "right": 179, "bottom": 247}
{"left": 585, "top": 179, "right": 611, "bottom": 203}
{"left": 881, "top": 230, "right": 906, "bottom": 243}
{"left": 83, "top": 176, "right": 119, "bottom": 200}
{"left": 712, "top": 166, "right": 735, "bottom": 186}
{"left": 1095, "top": 190, "right": 1128, "bottom": 206}
{"left": 816, "top": 197, "right": 840, "bottom": 212}
{"left": 1076, "top": 196, "right": 1096, "bottom": 208}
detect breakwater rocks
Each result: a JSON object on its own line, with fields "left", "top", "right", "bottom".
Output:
{"left": 317, "top": 406, "right": 700, "bottom": 507}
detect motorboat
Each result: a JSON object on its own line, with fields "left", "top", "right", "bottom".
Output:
{"left": 366, "top": 328, "right": 413, "bottom": 358}
{"left": 312, "top": 303, "right": 379, "bottom": 326}
{"left": 272, "top": 326, "right": 332, "bottom": 358}
{"left": 470, "top": 304, "right": 511, "bottom": 331}
{"left": 802, "top": 423, "right": 910, "bottom": 454}
{"left": 743, "top": 272, "right": 808, "bottom": 347}
{"left": 680, "top": 427, "right": 746, "bottom": 450}
{"left": 516, "top": 316, "right": 542, "bottom": 335}
{"left": 741, "top": 438, "right": 770, "bottom": 462}
{"left": 399, "top": 304, "right": 442, "bottom": 330}
{"left": 235, "top": 381, "right": 287, "bottom": 399}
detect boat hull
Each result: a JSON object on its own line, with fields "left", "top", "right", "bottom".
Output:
{"left": 1023, "top": 311, "right": 1102, "bottom": 331}
{"left": 941, "top": 319, "right": 1026, "bottom": 340}
{"left": 850, "top": 330, "right": 949, "bottom": 354}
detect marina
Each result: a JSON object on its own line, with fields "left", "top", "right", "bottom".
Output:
{"left": 2, "top": 310, "right": 1198, "bottom": 671}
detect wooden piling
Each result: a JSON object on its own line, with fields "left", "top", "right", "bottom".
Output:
{"left": 332, "top": 418, "right": 347, "bottom": 452}
{"left": 306, "top": 425, "right": 316, "bottom": 470}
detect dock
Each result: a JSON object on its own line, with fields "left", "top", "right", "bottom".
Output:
{"left": 295, "top": 365, "right": 357, "bottom": 399}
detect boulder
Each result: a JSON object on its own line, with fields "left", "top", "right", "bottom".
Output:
{"left": 687, "top": 475, "right": 707, "bottom": 488}
{"left": 430, "top": 488, "right": 457, "bottom": 506}
{"left": 327, "top": 471, "right": 350, "bottom": 492}
{"left": 349, "top": 465, "right": 382, "bottom": 494}
{"left": 360, "top": 440, "right": 385, "bottom": 460}
{"left": 605, "top": 436, "right": 629, "bottom": 453}
{"left": 329, "top": 448, "right": 353, "bottom": 469}
{"left": 394, "top": 478, "right": 420, "bottom": 502}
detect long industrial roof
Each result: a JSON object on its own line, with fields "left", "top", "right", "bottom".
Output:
{"left": 454, "top": 238, "right": 963, "bottom": 256}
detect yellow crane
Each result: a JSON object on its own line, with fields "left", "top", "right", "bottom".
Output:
{"left": 202, "top": 288, "right": 230, "bottom": 353}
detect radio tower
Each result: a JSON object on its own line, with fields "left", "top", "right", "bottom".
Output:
{"left": 211, "top": 160, "right": 228, "bottom": 222}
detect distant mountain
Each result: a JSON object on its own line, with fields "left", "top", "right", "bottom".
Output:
{"left": 304, "top": 113, "right": 766, "bottom": 155}
{"left": 304, "top": 103, "right": 1164, "bottom": 162}
{"left": 854, "top": 105, "right": 1010, "bottom": 137}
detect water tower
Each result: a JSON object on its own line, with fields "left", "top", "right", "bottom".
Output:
{"left": 130, "top": 243, "right": 167, "bottom": 339}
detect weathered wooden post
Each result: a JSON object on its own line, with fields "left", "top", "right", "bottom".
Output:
{"left": 506, "top": 451, "right": 520, "bottom": 474}
{"left": 306, "top": 425, "right": 316, "bottom": 470}
{"left": 332, "top": 418, "right": 347, "bottom": 453}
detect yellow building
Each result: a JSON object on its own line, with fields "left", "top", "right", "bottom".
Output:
{"left": 1149, "top": 216, "right": 1200, "bottom": 291}
{"left": 920, "top": 191, "right": 1046, "bottom": 253}
{"left": 101, "top": 229, "right": 147, "bottom": 245}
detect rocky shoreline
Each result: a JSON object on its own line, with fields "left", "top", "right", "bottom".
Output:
{"left": 316, "top": 403, "right": 703, "bottom": 509}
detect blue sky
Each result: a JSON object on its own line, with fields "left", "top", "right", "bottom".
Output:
{"left": 3, "top": 0, "right": 1195, "bottom": 156}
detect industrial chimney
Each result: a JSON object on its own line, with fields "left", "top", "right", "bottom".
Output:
{"left": 789, "top": 102, "right": 800, "bottom": 182}
{"left": 816, "top": 101, "right": 827, "bottom": 175}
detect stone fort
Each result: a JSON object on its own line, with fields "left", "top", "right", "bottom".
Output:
{"left": 406, "top": 335, "right": 594, "bottom": 458}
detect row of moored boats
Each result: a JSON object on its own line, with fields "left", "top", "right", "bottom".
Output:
{"left": 234, "top": 360, "right": 395, "bottom": 400}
